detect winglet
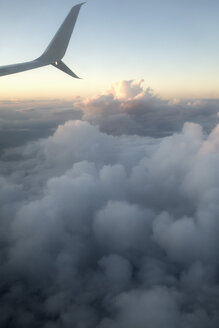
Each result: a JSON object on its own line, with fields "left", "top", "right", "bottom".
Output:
{"left": 52, "top": 60, "right": 81, "bottom": 79}
{"left": 38, "top": 3, "right": 85, "bottom": 64}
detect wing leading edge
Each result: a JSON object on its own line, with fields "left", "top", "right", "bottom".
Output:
{"left": 0, "top": 60, "right": 47, "bottom": 77}
{"left": 0, "top": 2, "right": 85, "bottom": 78}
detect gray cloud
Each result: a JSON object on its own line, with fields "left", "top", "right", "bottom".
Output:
{"left": 1, "top": 82, "right": 219, "bottom": 327}
{"left": 1, "top": 80, "right": 219, "bottom": 153}
{"left": 77, "top": 80, "right": 219, "bottom": 137}
{"left": 0, "top": 100, "right": 82, "bottom": 153}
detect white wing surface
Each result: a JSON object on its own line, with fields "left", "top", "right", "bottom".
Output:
{"left": 0, "top": 3, "right": 85, "bottom": 78}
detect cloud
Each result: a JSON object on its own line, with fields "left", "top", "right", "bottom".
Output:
{"left": 98, "top": 287, "right": 181, "bottom": 328}
{"left": 1, "top": 80, "right": 219, "bottom": 153}
{"left": 94, "top": 201, "right": 153, "bottom": 252}
{"left": 109, "top": 79, "right": 145, "bottom": 100}
{"left": 1, "top": 81, "right": 219, "bottom": 327}
{"left": 0, "top": 100, "right": 82, "bottom": 153}
{"left": 0, "top": 116, "right": 219, "bottom": 327}
{"left": 76, "top": 80, "right": 219, "bottom": 137}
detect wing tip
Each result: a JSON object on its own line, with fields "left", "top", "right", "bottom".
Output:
{"left": 75, "top": 2, "right": 86, "bottom": 9}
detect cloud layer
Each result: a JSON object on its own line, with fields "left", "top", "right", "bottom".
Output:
{"left": 1, "top": 113, "right": 219, "bottom": 327}
{"left": 1, "top": 80, "right": 219, "bottom": 153}
{"left": 1, "top": 80, "right": 219, "bottom": 327}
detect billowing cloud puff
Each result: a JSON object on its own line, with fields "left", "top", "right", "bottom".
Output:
{"left": 1, "top": 80, "right": 219, "bottom": 153}
{"left": 76, "top": 80, "right": 219, "bottom": 137}
{"left": 1, "top": 116, "right": 219, "bottom": 327}
{"left": 109, "top": 79, "right": 145, "bottom": 100}
{"left": 98, "top": 287, "right": 181, "bottom": 328}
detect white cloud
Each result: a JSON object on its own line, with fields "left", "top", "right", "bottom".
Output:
{"left": 1, "top": 83, "right": 219, "bottom": 327}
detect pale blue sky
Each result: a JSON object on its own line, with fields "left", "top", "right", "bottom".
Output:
{"left": 0, "top": 0, "right": 219, "bottom": 99}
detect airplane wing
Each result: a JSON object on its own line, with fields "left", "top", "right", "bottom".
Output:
{"left": 38, "top": 2, "right": 86, "bottom": 64}
{"left": 52, "top": 60, "right": 80, "bottom": 79}
{"left": 0, "top": 2, "right": 85, "bottom": 78}
{"left": 0, "top": 60, "right": 46, "bottom": 77}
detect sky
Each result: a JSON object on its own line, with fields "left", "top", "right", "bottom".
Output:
{"left": 1, "top": 1, "right": 219, "bottom": 327}
{"left": 0, "top": 0, "right": 219, "bottom": 99}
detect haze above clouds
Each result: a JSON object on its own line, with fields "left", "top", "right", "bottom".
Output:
{"left": 1, "top": 80, "right": 219, "bottom": 153}
{"left": 1, "top": 80, "right": 219, "bottom": 327}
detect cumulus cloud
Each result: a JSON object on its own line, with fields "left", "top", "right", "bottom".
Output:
{"left": 98, "top": 287, "right": 181, "bottom": 328}
{"left": 1, "top": 116, "right": 219, "bottom": 327}
{"left": 1, "top": 80, "right": 219, "bottom": 153}
{"left": 77, "top": 80, "right": 219, "bottom": 137}
{"left": 1, "top": 80, "right": 219, "bottom": 327}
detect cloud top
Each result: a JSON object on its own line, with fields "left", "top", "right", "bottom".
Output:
{"left": 0, "top": 116, "right": 219, "bottom": 327}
